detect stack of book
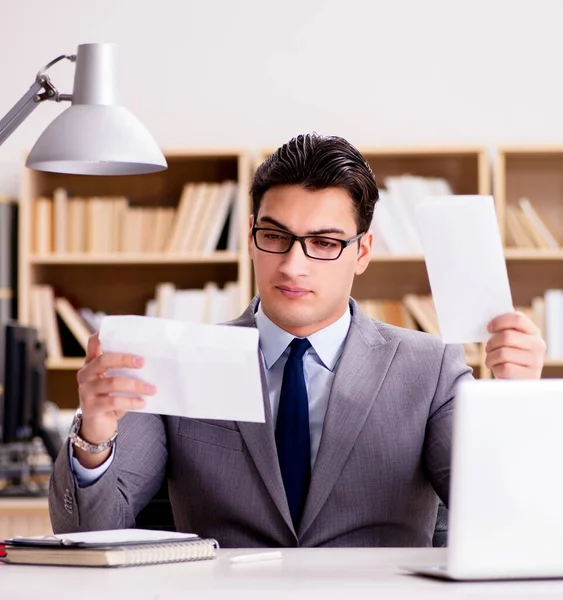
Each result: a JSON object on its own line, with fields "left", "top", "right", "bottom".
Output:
{"left": 1, "top": 528, "right": 218, "bottom": 568}
{"left": 147, "top": 281, "right": 241, "bottom": 323}
{"left": 369, "top": 175, "right": 453, "bottom": 255}
{"left": 504, "top": 198, "right": 559, "bottom": 249}
{"left": 32, "top": 181, "right": 239, "bottom": 255}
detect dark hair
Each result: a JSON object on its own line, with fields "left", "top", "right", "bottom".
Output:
{"left": 250, "top": 133, "right": 379, "bottom": 234}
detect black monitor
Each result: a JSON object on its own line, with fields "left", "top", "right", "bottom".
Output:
{"left": 1, "top": 322, "right": 37, "bottom": 444}
{"left": 0, "top": 322, "right": 60, "bottom": 461}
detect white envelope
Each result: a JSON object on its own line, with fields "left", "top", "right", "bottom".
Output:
{"left": 415, "top": 195, "right": 513, "bottom": 343}
{"left": 98, "top": 315, "right": 265, "bottom": 422}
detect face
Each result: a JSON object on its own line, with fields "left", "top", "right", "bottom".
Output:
{"left": 248, "top": 185, "right": 373, "bottom": 337}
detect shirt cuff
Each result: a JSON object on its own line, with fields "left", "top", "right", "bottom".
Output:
{"left": 68, "top": 441, "right": 115, "bottom": 488}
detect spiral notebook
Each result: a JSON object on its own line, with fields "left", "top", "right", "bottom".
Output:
{"left": 1, "top": 528, "right": 219, "bottom": 568}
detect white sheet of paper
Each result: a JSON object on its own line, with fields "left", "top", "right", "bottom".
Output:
{"left": 415, "top": 195, "right": 513, "bottom": 343}
{"left": 8, "top": 529, "right": 196, "bottom": 547}
{"left": 98, "top": 315, "right": 265, "bottom": 422}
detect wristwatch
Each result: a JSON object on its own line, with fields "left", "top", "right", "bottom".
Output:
{"left": 68, "top": 412, "right": 118, "bottom": 454}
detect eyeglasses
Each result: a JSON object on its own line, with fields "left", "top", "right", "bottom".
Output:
{"left": 252, "top": 227, "right": 364, "bottom": 261}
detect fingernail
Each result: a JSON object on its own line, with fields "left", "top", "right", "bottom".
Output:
{"left": 133, "top": 356, "right": 144, "bottom": 367}
{"left": 146, "top": 385, "right": 157, "bottom": 394}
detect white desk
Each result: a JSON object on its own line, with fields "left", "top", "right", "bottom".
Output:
{"left": 3, "top": 547, "right": 563, "bottom": 599}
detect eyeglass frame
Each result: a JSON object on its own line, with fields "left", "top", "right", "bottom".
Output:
{"left": 251, "top": 223, "right": 366, "bottom": 261}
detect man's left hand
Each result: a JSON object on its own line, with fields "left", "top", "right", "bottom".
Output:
{"left": 485, "top": 311, "right": 546, "bottom": 379}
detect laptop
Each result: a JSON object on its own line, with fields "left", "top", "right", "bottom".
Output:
{"left": 405, "top": 378, "right": 563, "bottom": 581}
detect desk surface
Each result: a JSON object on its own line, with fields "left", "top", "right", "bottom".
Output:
{"left": 3, "top": 548, "right": 563, "bottom": 599}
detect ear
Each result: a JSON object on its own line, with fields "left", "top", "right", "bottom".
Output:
{"left": 355, "top": 231, "right": 373, "bottom": 275}
{"left": 248, "top": 214, "right": 255, "bottom": 259}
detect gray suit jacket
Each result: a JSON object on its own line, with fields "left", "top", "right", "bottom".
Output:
{"left": 49, "top": 297, "right": 472, "bottom": 547}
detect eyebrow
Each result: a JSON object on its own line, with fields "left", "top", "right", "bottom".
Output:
{"left": 257, "top": 216, "right": 346, "bottom": 236}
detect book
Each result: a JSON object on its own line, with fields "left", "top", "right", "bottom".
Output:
{"left": 1, "top": 528, "right": 218, "bottom": 568}
{"left": 53, "top": 187, "right": 68, "bottom": 253}
{"left": 518, "top": 197, "right": 559, "bottom": 249}
{"left": 54, "top": 296, "right": 91, "bottom": 351}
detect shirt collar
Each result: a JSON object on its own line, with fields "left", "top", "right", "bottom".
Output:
{"left": 255, "top": 302, "right": 351, "bottom": 371}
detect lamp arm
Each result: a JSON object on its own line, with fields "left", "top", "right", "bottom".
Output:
{"left": 0, "top": 53, "right": 76, "bottom": 147}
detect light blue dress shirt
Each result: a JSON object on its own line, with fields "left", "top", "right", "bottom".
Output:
{"left": 71, "top": 304, "right": 351, "bottom": 485}
{"left": 255, "top": 304, "right": 350, "bottom": 468}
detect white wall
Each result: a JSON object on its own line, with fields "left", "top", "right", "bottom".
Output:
{"left": 1, "top": 0, "right": 562, "bottom": 195}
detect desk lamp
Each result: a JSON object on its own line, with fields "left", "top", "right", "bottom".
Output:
{"left": 0, "top": 42, "right": 167, "bottom": 175}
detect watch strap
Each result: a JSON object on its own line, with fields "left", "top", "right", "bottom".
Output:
{"left": 69, "top": 412, "right": 117, "bottom": 454}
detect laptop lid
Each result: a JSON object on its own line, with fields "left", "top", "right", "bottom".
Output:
{"left": 446, "top": 378, "right": 563, "bottom": 580}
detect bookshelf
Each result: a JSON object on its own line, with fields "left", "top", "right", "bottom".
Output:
{"left": 495, "top": 146, "right": 563, "bottom": 378}
{"left": 257, "top": 146, "right": 490, "bottom": 377}
{"left": 19, "top": 150, "right": 253, "bottom": 408}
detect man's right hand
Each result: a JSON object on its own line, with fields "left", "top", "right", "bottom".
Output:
{"left": 74, "top": 332, "right": 157, "bottom": 468}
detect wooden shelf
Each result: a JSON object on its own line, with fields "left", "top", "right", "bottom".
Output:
{"left": 370, "top": 254, "right": 424, "bottom": 263}
{"left": 21, "top": 150, "right": 254, "bottom": 408}
{"left": 371, "top": 250, "right": 563, "bottom": 262}
{"left": 504, "top": 249, "right": 563, "bottom": 261}
{"left": 30, "top": 252, "right": 241, "bottom": 265}
{"left": 543, "top": 360, "right": 563, "bottom": 368}
{"left": 46, "top": 358, "right": 84, "bottom": 370}
{"left": 498, "top": 144, "right": 563, "bottom": 159}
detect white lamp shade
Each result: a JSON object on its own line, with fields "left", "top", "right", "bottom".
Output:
{"left": 25, "top": 104, "right": 167, "bottom": 175}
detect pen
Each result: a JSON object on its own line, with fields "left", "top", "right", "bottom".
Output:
{"left": 230, "top": 551, "right": 283, "bottom": 564}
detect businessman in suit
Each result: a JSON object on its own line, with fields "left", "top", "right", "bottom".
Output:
{"left": 49, "top": 133, "right": 545, "bottom": 547}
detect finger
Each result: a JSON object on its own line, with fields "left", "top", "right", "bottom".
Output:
{"left": 77, "top": 353, "right": 144, "bottom": 384}
{"left": 91, "top": 394, "right": 146, "bottom": 413}
{"left": 490, "top": 363, "right": 541, "bottom": 380}
{"left": 485, "top": 347, "right": 541, "bottom": 370}
{"left": 485, "top": 330, "right": 537, "bottom": 354}
{"left": 487, "top": 311, "right": 540, "bottom": 336}
{"left": 91, "top": 376, "right": 156, "bottom": 398}
{"left": 85, "top": 332, "right": 102, "bottom": 364}
{"left": 97, "top": 352, "right": 144, "bottom": 371}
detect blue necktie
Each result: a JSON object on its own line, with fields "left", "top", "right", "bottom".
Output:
{"left": 275, "top": 337, "right": 312, "bottom": 527}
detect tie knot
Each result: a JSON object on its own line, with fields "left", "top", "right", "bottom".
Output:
{"left": 289, "top": 337, "right": 311, "bottom": 360}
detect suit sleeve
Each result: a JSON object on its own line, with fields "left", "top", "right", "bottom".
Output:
{"left": 48, "top": 412, "right": 167, "bottom": 533}
{"left": 423, "top": 343, "right": 474, "bottom": 507}
{"left": 69, "top": 442, "right": 115, "bottom": 486}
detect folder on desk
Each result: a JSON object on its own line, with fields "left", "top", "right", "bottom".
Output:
{"left": 1, "top": 528, "right": 218, "bottom": 567}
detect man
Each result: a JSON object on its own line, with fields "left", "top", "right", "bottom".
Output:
{"left": 49, "top": 134, "right": 545, "bottom": 547}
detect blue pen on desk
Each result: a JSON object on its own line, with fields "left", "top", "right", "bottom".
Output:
{"left": 230, "top": 551, "right": 283, "bottom": 564}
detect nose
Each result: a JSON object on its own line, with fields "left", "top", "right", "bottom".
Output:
{"left": 278, "top": 239, "right": 310, "bottom": 278}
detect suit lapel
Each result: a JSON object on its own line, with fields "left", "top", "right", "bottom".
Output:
{"left": 231, "top": 298, "right": 296, "bottom": 537}
{"left": 299, "top": 303, "right": 400, "bottom": 538}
